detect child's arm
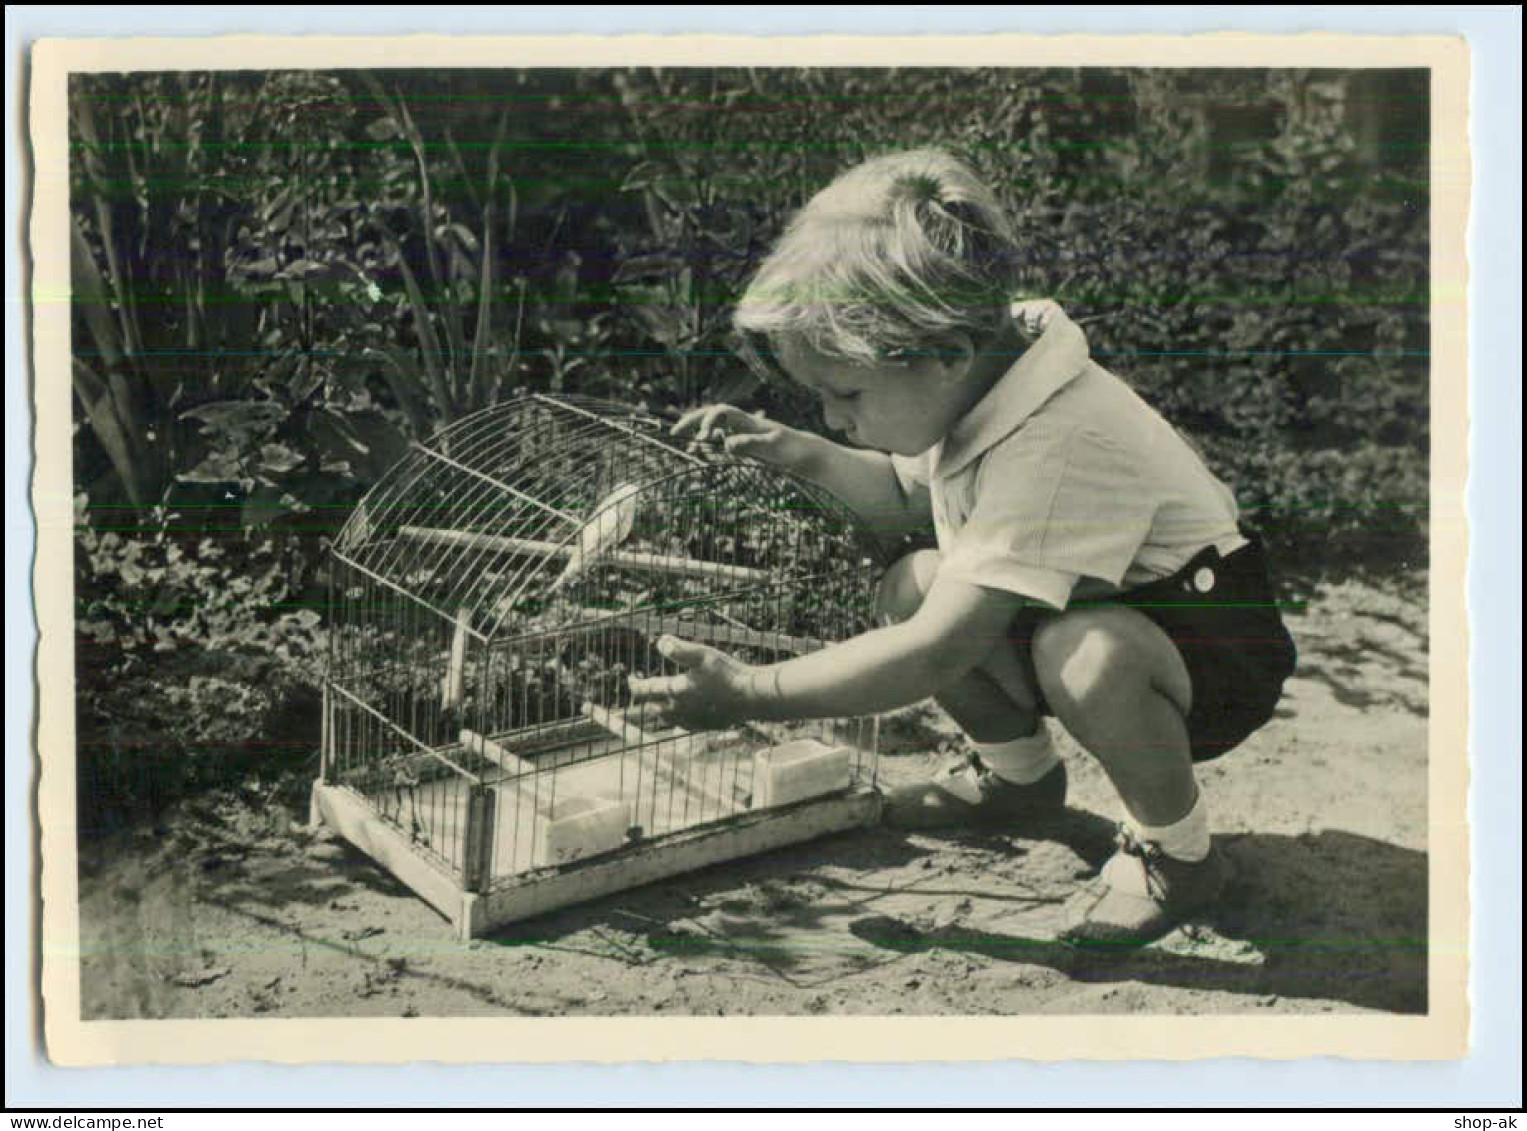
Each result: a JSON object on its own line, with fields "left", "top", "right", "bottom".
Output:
{"left": 628, "top": 572, "right": 1026, "bottom": 729}
{"left": 672, "top": 405, "right": 929, "bottom": 542}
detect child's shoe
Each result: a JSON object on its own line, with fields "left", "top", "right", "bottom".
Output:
{"left": 883, "top": 753, "right": 1067, "bottom": 830}
{"left": 1060, "top": 826, "right": 1232, "bottom": 948}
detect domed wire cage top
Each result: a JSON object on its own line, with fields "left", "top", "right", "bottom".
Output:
{"left": 318, "top": 393, "right": 887, "bottom": 921}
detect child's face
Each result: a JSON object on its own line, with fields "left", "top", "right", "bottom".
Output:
{"left": 777, "top": 334, "right": 973, "bottom": 456}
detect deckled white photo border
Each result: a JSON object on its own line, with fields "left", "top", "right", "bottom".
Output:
{"left": 27, "top": 31, "right": 1471, "bottom": 1068}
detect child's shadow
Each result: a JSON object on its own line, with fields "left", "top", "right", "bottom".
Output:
{"left": 857, "top": 821, "right": 1427, "bottom": 1014}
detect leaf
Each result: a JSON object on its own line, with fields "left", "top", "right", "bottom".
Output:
{"left": 651, "top": 174, "right": 702, "bottom": 211}
{"left": 620, "top": 161, "right": 663, "bottom": 193}
{"left": 365, "top": 116, "right": 401, "bottom": 141}
{"left": 236, "top": 256, "right": 280, "bottom": 279}
{"left": 71, "top": 356, "right": 153, "bottom": 507}
{"left": 286, "top": 357, "right": 326, "bottom": 406}
{"left": 70, "top": 218, "right": 125, "bottom": 374}
{"left": 261, "top": 185, "right": 296, "bottom": 231}
{"left": 309, "top": 409, "right": 370, "bottom": 457}
{"left": 178, "top": 450, "right": 245, "bottom": 484}
{"left": 707, "top": 367, "right": 762, "bottom": 405}
{"left": 380, "top": 229, "right": 453, "bottom": 419}
{"left": 340, "top": 410, "right": 410, "bottom": 475}
{"left": 445, "top": 223, "right": 480, "bottom": 256}
{"left": 242, "top": 484, "right": 296, "bottom": 528}
{"left": 257, "top": 442, "right": 305, "bottom": 475}
{"left": 181, "top": 400, "right": 286, "bottom": 434}
{"left": 467, "top": 207, "right": 495, "bottom": 409}
{"left": 361, "top": 344, "right": 429, "bottom": 436}
{"left": 277, "top": 259, "right": 331, "bottom": 281}
{"left": 620, "top": 284, "right": 684, "bottom": 348}
{"left": 442, "top": 129, "right": 483, "bottom": 214}
{"left": 72, "top": 360, "right": 129, "bottom": 466}
{"left": 308, "top": 407, "right": 406, "bottom": 481}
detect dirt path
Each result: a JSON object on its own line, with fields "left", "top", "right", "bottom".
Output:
{"left": 77, "top": 573, "right": 1429, "bottom": 1018}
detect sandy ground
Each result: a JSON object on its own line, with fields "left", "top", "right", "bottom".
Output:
{"left": 76, "top": 572, "right": 1429, "bottom": 1018}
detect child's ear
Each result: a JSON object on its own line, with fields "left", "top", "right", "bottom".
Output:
{"left": 934, "top": 333, "right": 975, "bottom": 381}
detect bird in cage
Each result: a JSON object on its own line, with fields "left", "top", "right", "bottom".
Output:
{"left": 547, "top": 480, "right": 643, "bottom": 600}
{"left": 489, "top": 480, "right": 644, "bottom": 627}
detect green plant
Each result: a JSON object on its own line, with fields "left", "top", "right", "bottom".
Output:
{"left": 350, "top": 75, "right": 526, "bottom": 428}
{"left": 69, "top": 73, "right": 250, "bottom": 506}
{"left": 71, "top": 72, "right": 411, "bottom": 523}
{"left": 74, "top": 494, "right": 326, "bottom": 829}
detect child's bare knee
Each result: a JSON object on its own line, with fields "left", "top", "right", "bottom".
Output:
{"left": 873, "top": 550, "right": 940, "bottom": 625}
{"left": 1033, "top": 615, "right": 1132, "bottom": 716}
{"left": 1033, "top": 610, "right": 1191, "bottom": 719}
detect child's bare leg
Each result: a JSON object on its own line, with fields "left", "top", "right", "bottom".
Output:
{"left": 876, "top": 552, "right": 1063, "bottom": 828}
{"left": 1030, "top": 607, "right": 1196, "bottom": 825}
{"left": 874, "top": 550, "right": 1041, "bottom": 739}
{"left": 1032, "top": 606, "right": 1229, "bottom": 946}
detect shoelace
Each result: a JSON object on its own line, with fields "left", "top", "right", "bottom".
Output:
{"left": 1113, "top": 824, "right": 1169, "bottom": 900}
{"left": 937, "top": 750, "right": 985, "bottom": 779}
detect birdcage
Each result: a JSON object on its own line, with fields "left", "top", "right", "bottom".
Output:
{"left": 311, "top": 393, "right": 886, "bottom": 938}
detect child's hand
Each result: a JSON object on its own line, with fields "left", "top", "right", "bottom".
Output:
{"left": 673, "top": 405, "right": 810, "bottom": 469}
{"left": 627, "top": 635, "right": 754, "bottom": 731}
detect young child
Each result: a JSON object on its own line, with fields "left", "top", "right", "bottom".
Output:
{"left": 628, "top": 149, "right": 1296, "bottom": 946}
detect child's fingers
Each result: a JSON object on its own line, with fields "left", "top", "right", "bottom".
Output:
{"left": 722, "top": 431, "right": 768, "bottom": 457}
{"left": 674, "top": 405, "right": 766, "bottom": 443}
{"left": 671, "top": 407, "right": 714, "bottom": 437}
{"left": 655, "top": 634, "right": 719, "bottom": 668}
{"left": 674, "top": 405, "right": 737, "bottom": 439}
{"left": 627, "top": 673, "right": 688, "bottom": 704}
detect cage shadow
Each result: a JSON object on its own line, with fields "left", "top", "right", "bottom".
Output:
{"left": 850, "top": 829, "right": 1427, "bottom": 1014}
{"left": 478, "top": 809, "right": 1116, "bottom": 970}
{"left": 479, "top": 824, "right": 930, "bottom": 981}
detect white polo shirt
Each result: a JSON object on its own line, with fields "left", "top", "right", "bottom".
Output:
{"left": 892, "top": 302, "right": 1245, "bottom": 610}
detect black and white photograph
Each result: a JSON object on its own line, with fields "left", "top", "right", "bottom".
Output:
{"left": 28, "top": 31, "right": 1473, "bottom": 1065}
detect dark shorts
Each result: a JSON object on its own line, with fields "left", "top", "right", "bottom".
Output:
{"left": 1012, "top": 537, "right": 1298, "bottom": 762}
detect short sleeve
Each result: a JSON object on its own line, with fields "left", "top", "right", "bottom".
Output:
{"left": 936, "top": 425, "right": 1156, "bottom": 609}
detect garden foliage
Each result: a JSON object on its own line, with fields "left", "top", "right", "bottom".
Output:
{"left": 68, "top": 67, "right": 1429, "bottom": 821}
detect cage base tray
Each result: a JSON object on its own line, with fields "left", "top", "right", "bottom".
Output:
{"left": 311, "top": 779, "right": 881, "bottom": 940}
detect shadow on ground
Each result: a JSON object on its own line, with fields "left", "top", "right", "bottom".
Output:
{"left": 474, "top": 809, "right": 1425, "bottom": 1014}
{"left": 845, "top": 826, "right": 1428, "bottom": 1014}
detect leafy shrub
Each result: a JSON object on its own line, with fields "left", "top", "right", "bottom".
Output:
{"left": 73, "top": 495, "right": 325, "bottom": 831}
{"left": 70, "top": 66, "right": 1430, "bottom": 564}
{"left": 586, "top": 67, "right": 1429, "bottom": 563}
{"left": 70, "top": 72, "right": 414, "bottom": 528}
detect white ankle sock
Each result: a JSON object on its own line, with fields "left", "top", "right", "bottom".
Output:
{"left": 1128, "top": 790, "right": 1211, "bottom": 862}
{"left": 975, "top": 726, "right": 1059, "bottom": 785}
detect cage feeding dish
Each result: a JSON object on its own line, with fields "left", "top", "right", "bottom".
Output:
{"left": 312, "top": 394, "right": 885, "bottom": 938}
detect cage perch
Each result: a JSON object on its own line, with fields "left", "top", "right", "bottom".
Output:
{"left": 397, "top": 524, "right": 771, "bottom": 586}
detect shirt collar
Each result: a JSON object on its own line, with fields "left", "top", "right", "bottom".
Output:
{"left": 933, "top": 305, "right": 1091, "bottom": 479}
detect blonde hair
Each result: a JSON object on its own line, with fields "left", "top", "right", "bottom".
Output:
{"left": 734, "top": 149, "right": 1023, "bottom": 376}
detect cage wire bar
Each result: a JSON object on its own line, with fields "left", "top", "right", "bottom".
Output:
{"left": 315, "top": 394, "right": 886, "bottom": 936}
